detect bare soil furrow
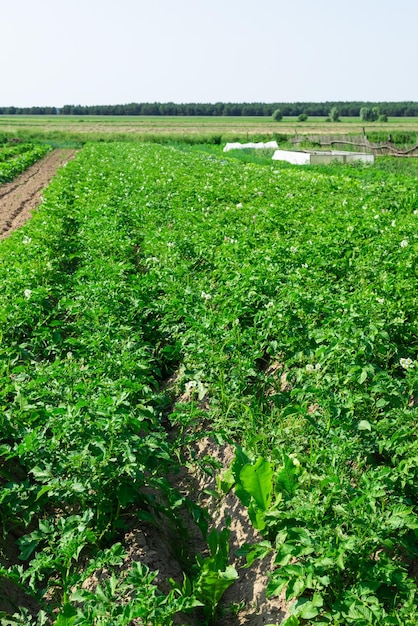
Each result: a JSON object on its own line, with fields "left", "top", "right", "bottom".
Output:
{"left": 0, "top": 149, "right": 77, "bottom": 240}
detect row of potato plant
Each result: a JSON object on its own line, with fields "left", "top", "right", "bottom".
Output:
{"left": 0, "top": 142, "right": 417, "bottom": 624}
{"left": 0, "top": 142, "right": 41, "bottom": 163}
{"left": 0, "top": 143, "right": 51, "bottom": 183}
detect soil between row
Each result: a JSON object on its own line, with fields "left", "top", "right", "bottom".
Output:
{"left": 0, "top": 149, "right": 77, "bottom": 241}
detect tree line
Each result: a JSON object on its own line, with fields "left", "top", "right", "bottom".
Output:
{"left": 1, "top": 101, "right": 418, "bottom": 116}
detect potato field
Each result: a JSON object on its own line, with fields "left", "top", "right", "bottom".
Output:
{"left": 0, "top": 142, "right": 417, "bottom": 625}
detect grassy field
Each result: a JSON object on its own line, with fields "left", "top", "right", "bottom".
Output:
{"left": 1, "top": 115, "right": 418, "bottom": 145}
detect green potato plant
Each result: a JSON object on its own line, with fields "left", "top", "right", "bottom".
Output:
{"left": 0, "top": 142, "right": 417, "bottom": 624}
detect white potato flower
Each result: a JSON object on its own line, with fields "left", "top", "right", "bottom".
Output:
{"left": 400, "top": 357, "right": 414, "bottom": 370}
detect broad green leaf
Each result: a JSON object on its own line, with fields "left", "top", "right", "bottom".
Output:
{"left": 38, "top": 519, "right": 54, "bottom": 534}
{"left": 358, "top": 369, "right": 368, "bottom": 384}
{"left": 116, "top": 482, "right": 138, "bottom": 507}
{"left": 286, "top": 575, "right": 306, "bottom": 600}
{"left": 236, "top": 540, "right": 273, "bottom": 567}
{"left": 36, "top": 484, "right": 53, "bottom": 501}
{"left": 248, "top": 501, "right": 267, "bottom": 531}
{"left": 239, "top": 457, "right": 272, "bottom": 511}
{"left": 194, "top": 565, "right": 238, "bottom": 609}
{"left": 294, "top": 592, "right": 324, "bottom": 619}
{"left": 53, "top": 605, "right": 77, "bottom": 626}
{"left": 231, "top": 446, "right": 252, "bottom": 481}
{"left": 282, "top": 617, "right": 300, "bottom": 626}
{"left": 266, "top": 575, "right": 288, "bottom": 598}
{"left": 18, "top": 538, "right": 39, "bottom": 561}
{"left": 276, "top": 456, "right": 299, "bottom": 498}
{"left": 218, "top": 467, "right": 235, "bottom": 494}
{"left": 336, "top": 552, "right": 345, "bottom": 570}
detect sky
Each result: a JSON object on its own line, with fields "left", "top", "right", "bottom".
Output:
{"left": 2, "top": 0, "right": 418, "bottom": 107}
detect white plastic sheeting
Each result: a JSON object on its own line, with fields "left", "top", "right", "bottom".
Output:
{"left": 272, "top": 150, "right": 375, "bottom": 165}
{"left": 223, "top": 141, "right": 279, "bottom": 152}
{"left": 272, "top": 150, "right": 311, "bottom": 165}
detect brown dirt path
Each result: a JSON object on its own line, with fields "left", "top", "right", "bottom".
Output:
{"left": 0, "top": 149, "right": 77, "bottom": 241}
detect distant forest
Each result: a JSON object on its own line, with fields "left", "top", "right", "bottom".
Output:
{"left": 1, "top": 101, "right": 418, "bottom": 116}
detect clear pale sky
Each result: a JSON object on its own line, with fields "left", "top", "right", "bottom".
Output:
{"left": 2, "top": 0, "right": 417, "bottom": 107}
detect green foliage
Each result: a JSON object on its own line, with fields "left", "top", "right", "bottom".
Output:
{"left": 0, "top": 143, "right": 51, "bottom": 183}
{"left": 297, "top": 113, "right": 308, "bottom": 122}
{"left": 329, "top": 106, "right": 340, "bottom": 122}
{"left": 228, "top": 452, "right": 274, "bottom": 530}
{"left": 360, "top": 106, "right": 371, "bottom": 121}
{"left": 69, "top": 562, "right": 201, "bottom": 625}
{"left": 193, "top": 525, "right": 238, "bottom": 621}
{"left": 372, "top": 106, "right": 381, "bottom": 121}
{"left": 3, "top": 100, "right": 418, "bottom": 117}
{"left": 367, "top": 130, "right": 417, "bottom": 145}
{"left": 360, "top": 106, "right": 381, "bottom": 122}
{"left": 274, "top": 132, "right": 289, "bottom": 143}
{"left": 1, "top": 142, "right": 418, "bottom": 624}
{"left": 272, "top": 108, "right": 283, "bottom": 122}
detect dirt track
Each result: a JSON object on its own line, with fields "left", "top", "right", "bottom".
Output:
{"left": 0, "top": 149, "right": 76, "bottom": 241}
